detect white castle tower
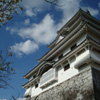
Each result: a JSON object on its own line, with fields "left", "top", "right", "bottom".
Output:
{"left": 23, "top": 9, "right": 100, "bottom": 100}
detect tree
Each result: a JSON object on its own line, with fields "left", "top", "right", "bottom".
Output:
{"left": 0, "top": 0, "right": 23, "bottom": 88}
{"left": 0, "top": 48, "right": 15, "bottom": 88}
{"left": 0, "top": 0, "right": 59, "bottom": 28}
{"left": 0, "top": 0, "right": 23, "bottom": 28}
{"left": 0, "top": 0, "right": 59, "bottom": 88}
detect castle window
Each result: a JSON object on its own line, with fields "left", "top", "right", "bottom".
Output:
{"left": 64, "top": 64, "right": 70, "bottom": 71}
{"left": 71, "top": 44, "right": 77, "bottom": 51}
{"left": 35, "top": 83, "right": 38, "bottom": 88}
{"left": 33, "top": 75, "right": 36, "bottom": 79}
{"left": 58, "top": 54, "right": 63, "bottom": 60}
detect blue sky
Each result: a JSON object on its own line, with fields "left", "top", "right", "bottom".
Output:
{"left": 0, "top": 0, "right": 100, "bottom": 100}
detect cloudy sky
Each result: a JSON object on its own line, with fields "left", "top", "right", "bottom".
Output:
{"left": 0, "top": 0, "right": 100, "bottom": 99}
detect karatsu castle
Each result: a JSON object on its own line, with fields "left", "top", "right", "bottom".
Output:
{"left": 22, "top": 9, "right": 100, "bottom": 100}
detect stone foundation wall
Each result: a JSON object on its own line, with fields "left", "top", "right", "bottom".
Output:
{"left": 92, "top": 68, "right": 100, "bottom": 100}
{"left": 31, "top": 67, "right": 98, "bottom": 100}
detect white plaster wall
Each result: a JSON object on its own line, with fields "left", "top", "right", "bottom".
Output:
{"left": 57, "top": 65, "right": 64, "bottom": 83}
{"left": 57, "top": 62, "right": 78, "bottom": 83}
{"left": 31, "top": 84, "right": 42, "bottom": 97}
{"left": 40, "top": 34, "right": 87, "bottom": 89}
{"left": 31, "top": 86, "right": 35, "bottom": 97}
{"left": 54, "top": 34, "right": 86, "bottom": 62}
{"left": 29, "top": 49, "right": 100, "bottom": 97}
{"left": 74, "top": 50, "right": 90, "bottom": 68}
{"left": 25, "top": 34, "right": 100, "bottom": 98}
{"left": 74, "top": 50, "right": 100, "bottom": 69}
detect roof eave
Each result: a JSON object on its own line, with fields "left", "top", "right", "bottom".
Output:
{"left": 57, "top": 8, "right": 83, "bottom": 34}
{"left": 38, "top": 9, "right": 84, "bottom": 63}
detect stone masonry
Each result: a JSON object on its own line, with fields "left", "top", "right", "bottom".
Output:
{"left": 92, "top": 67, "right": 100, "bottom": 100}
{"left": 31, "top": 67, "right": 100, "bottom": 100}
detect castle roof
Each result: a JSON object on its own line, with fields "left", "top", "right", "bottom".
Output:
{"left": 23, "top": 9, "right": 100, "bottom": 79}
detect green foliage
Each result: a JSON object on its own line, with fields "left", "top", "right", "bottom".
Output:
{"left": 0, "top": 0, "right": 23, "bottom": 28}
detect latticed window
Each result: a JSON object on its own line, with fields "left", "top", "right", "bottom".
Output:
{"left": 64, "top": 64, "right": 70, "bottom": 71}
{"left": 35, "top": 83, "right": 38, "bottom": 88}
{"left": 40, "top": 68, "right": 57, "bottom": 87}
{"left": 71, "top": 44, "right": 77, "bottom": 50}
{"left": 58, "top": 54, "right": 63, "bottom": 60}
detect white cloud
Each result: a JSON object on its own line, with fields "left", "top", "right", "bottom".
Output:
{"left": 7, "top": 0, "right": 100, "bottom": 56}
{"left": 56, "top": 0, "right": 81, "bottom": 29}
{"left": 6, "top": 27, "right": 10, "bottom": 30}
{"left": 10, "top": 14, "right": 57, "bottom": 45}
{"left": 0, "top": 99, "right": 7, "bottom": 100}
{"left": 7, "top": 0, "right": 82, "bottom": 56}
{"left": 8, "top": 14, "right": 57, "bottom": 56}
{"left": 56, "top": 0, "right": 99, "bottom": 29}
{"left": 24, "top": 19, "right": 30, "bottom": 25}
{"left": 6, "top": 27, "right": 18, "bottom": 35}
{"left": 11, "top": 40, "right": 38, "bottom": 56}
{"left": 22, "top": 0, "right": 50, "bottom": 17}
{"left": 82, "top": 7, "right": 99, "bottom": 16}
{"left": 25, "top": 9, "right": 36, "bottom": 17}
{"left": 30, "top": 14, "right": 57, "bottom": 44}
{"left": 98, "top": 2, "right": 100, "bottom": 7}
{"left": 22, "top": 0, "right": 46, "bottom": 9}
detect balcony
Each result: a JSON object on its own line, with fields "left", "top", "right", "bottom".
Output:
{"left": 74, "top": 50, "right": 100, "bottom": 69}
{"left": 40, "top": 68, "right": 57, "bottom": 88}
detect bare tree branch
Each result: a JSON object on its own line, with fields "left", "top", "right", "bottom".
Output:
{"left": 44, "top": 0, "right": 58, "bottom": 5}
{"left": 12, "top": 96, "right": 16, "bottom": 100}
{"left": 0, "top": 49, "right": 15, "bottom": 88}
